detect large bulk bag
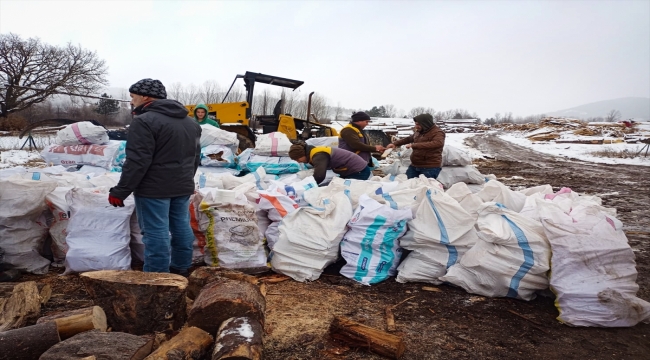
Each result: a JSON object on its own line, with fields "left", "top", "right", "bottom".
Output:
{"left": 253, "top": 132, "right": 293, "bottom": 157}
{"left": 56, "top": 122, "right": 109, "bottom": 145}
{"left": 538, "top": 201, "right": 650, "bottom": 327}
{"left": 440, "top": 202, "right": 551, "bottom": 300}
{"left": 339, "top": 195, "right": 412, "bottom": 285}
{"left": 64, "top": 188, "right": 134, "bottom": 273}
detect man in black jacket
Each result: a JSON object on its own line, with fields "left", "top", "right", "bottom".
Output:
{"left": 109, "top": 78, "right": 202, "bottom": 276}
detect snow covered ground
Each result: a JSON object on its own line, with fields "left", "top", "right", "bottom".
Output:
{"left": 498, "top": 132, "right": 650, "bottom": 166}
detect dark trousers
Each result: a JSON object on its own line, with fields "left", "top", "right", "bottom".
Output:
{"left": 405, "top": 165, "right": 441, "bottom": 179}
{"left": 341, "top": 166, "right": 372, "bottom": 181}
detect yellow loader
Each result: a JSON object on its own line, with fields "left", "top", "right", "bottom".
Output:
{"left": 186, "top": 71, "right": 339, "bottom": 151}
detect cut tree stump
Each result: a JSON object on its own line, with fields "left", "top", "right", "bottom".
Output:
{"left": 37, "top": 305, "right": 108, "bottom": 339}
{"left": 39, "top": 330, "right": 154, "bottom": 360}
{"left": 0, "top": 281, "right": 42, "bottom": 331}
{"left": 0, "top": 321, "right": 60, "bottom": 360}
{"left": 80, "top": 270, "right": 188, "bottom": 335}
{"left": 187, "top": 267, "right": 260, "bottom": 300}
{"left": 188, "top": 278, "right": 265, "bottom": 336}
{"left": 0, "top": 282, "right": 51, "bottom": 304}
{"left": 144, "top": 326, "right": 213, "bottom": 360}
{"left": 212, "top": 317, "right": 263, "bottom": 360}
{"left": 329, "top": 316, "right": 406, "bottom": 359}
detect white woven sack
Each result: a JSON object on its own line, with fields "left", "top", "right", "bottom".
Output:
{"left": 0, "top": 177, "right": 57, "bottom": 274}
{"left": 442, "top": 145, "right": 472, "bottom": 166}
{"left": 476, "top": 180, "right": 527, "bottom": 212}
{"left": 253, "top": 132, "right": 292, "bottom": 156}
{"left": 200, "top": 124, "right": 238, "bottom": 148}
{"left": 440, "top": 202, "right": 551, "bottom": 300}
{"left": 538, "top": 201, "right": 650, "bottom": 327}
{"left": 198, "top": 188, "right": 266, "bottom": 270}
{"left": 271, "top": 188, "right": 352, "bottom": 282}
{"left": 64, "top": 188, "right": 133, "bottom": 274}
{"left": 340, "top": 195, "right": 412, "bottom": 285}
{"left": 436, "top": 166, "right": 485, "bottom": 189}
{"left": 56, "top": 122, "right": 109, "bottom": 145}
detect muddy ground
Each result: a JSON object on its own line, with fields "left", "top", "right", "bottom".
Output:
{"left": 21, "top": 133, "right": 650, "bottom": 359}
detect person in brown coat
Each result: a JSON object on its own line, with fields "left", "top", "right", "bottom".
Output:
{"left": 386, "top": 113, "right": 445, "bottom": 179}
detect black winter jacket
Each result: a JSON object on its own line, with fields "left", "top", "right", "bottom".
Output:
{"left": 110, "top": 99, "right": 202, "bottom": 199}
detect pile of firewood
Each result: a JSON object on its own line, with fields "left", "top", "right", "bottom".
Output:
{"left": 0, "top": 267, "right": 407, "bottom": 359}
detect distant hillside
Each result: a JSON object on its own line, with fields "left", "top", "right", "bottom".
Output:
{"left": 545, "top": 97, "right": 650, "bottom": 120}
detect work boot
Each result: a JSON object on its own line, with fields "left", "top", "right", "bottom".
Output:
{"left": 169, "top": 267, "right": 189, "bottom": 277}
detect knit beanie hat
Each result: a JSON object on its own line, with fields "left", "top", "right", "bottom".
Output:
{"left": 288, "top": 144, "right": 307, "bottom": 161}
{"left": 351, "top": 111, "right": 371, "bottom": 122}
{"left": 413, "top": 113, "right": 434, "bottom": 132}
{"left": 129, "top": 78, "right": 167, "bottom": 99}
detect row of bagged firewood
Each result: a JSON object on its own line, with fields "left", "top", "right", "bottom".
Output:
{"left": 0, "top": 267, "right": 406, "bottom": 360}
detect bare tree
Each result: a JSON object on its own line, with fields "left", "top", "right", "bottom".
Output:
{"left": 167, "top": 82, "right": 185, "bottom": 103}
{"left": 200, "top": 80, "right": 220, "bottom": 104}
{"left": 383, "top": 104, "right": 397, "bottom": 118}
{"left": 0, "top": 33, "right": 108, "bottom": 118}
{"left": 334, "top": 102, "right": 343, "bottom": 120}
{"left": 605, "top": 109, "right": 621, "bottom": 122}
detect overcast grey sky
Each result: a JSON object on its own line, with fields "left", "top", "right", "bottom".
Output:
{"left": 1, "top": 0, "right": 648, "bottom": 118}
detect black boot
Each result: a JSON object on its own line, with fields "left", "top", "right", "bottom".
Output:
{"left": 170, "top": 267, "right": 189, "bottom": 277}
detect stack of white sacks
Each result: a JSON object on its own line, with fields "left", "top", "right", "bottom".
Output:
{"left": 2, "top": 141, "right": 649, "bottom": 328}
{"left": 40, "top": 122, "right": 127, "bottom": 173}
{"left": 236, "top": 132, "right": 306, "bottom": 175}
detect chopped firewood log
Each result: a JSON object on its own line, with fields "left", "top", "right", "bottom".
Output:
{"left": 212, "top": 317, "right": 263, "bottom": 360}
{"left": 0, "top": 321, "right": 60, "bottom": 360}
{"left": 144, "top": 326, "right": 213, "bottom": 360}
{"left": 0, "top": 281, "right": 42, "bottom": 331}
{"left": 39, "top": 330, "right": 153, "bottom": 360}
{"left": 0, "top": 282, "right": 52, "bottom": 306}
{"left": 80, "top": 270, "right": 187, "bottom": 335}
{"left": 385, "top": 307, "right": 396, "bottom": 332}
{"left": 329, "top": 316, "right": 405, "bottom": 359}
{"left": 37, "top": 306, "right": 107, "bottom": 339}
{"left": 187, "top": 267, "right": 260, "bottom": 300}
{"left": 188, "top": 278, "right": 265, "bottom": 336}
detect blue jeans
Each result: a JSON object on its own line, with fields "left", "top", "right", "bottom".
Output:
{"left": 405, "top": 165, "right": 441, "bottom": 179}
{"left": 134, "top": 195, "right": 194, "bottom": 273}
{"left": 342, "top": 166, "right": 371, "bottom": 181}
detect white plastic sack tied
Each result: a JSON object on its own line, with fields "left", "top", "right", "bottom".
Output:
{"left": 340, "top": 195, "right": 412, "bottom": 285}
{"left": 436, "top": 166, "right": 485, "bottom": 189}
{"left": 257, "top": 187, "right": 300, "bottom": 249}
{"left": 440, "top": 202, "right": 551, "bottom": 300}
{"left": 476, "top": 180, "right": 526, "bottom": 213}
{"left": 538, "top": 201, "right": 650, "bottom": 327}
{"left": 253, "top": 132, "right": 293, "bottom": 157}
{"left": 239, "top": 148, "right": 305, "bottom": 175}
{"left": 396, "top": 188, "right": 477, "bottom": 284}
{"left": 200, "top": 124, "right": 239, "bottom": 148}
{"left": 198, "top": 188, "right": 266, "bottom": 270}
{"left": 271, "top": 187, "right": 353, "bottom": 282}
{"left": 41, "top": 141, "right": 124, "bottom": 170}
{"left": 305, "top": 136, "right": 339, "bottom": 148}
{"left": 0, "top": 178, "right": 57, "bottom": 274}
{"left": 64, "top": 188, "right": 134, "bottom": 274}
{"left": 45, "top": 186, "right": 73, "bottom": 266}
{"left": 442, "top": 145, "right": 472, "bottom": 166}
{"left": 56, "top": 122, "right": 109, "bottom": 145}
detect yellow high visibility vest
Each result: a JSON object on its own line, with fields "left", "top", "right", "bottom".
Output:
{"left": 339, "top": 124, "right": 364, "bottom": 154}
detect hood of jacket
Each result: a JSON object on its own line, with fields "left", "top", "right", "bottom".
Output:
{"left": 134, "top": 99, "right": 189, "bottom": 118}
{"left": 193, "top": 103, "right": 210, "bottom": 122}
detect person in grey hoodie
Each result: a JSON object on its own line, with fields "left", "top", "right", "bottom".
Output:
{"left": 108, "top": 78, "right": 202, "bottom": 276}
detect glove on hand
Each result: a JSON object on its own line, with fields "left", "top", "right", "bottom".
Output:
{"left": 108, "top": 194, "right": 124, "bottom": 207}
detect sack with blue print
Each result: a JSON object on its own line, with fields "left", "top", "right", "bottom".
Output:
{"left": 440, "top": 202, "right": 551, "bottom": 300}
{"left": 396, "top": 187, "right": 478, "bottom": 284}
{"left": 340, "top": 195, "right": 413, "bottom": 285}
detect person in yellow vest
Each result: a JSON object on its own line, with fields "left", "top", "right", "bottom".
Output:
{"left": 338, "top": 111, "right": 384, "bottom": 168}
{"left": 288, "top": 144, "right": 370, "bottom": 185}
